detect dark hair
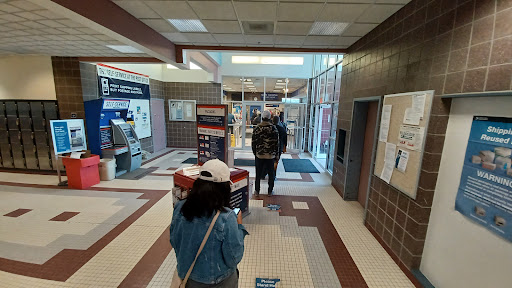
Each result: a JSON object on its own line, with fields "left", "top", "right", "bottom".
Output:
{"left": 181, "top": 177, "right": 231, "bottom": 221}
{"left": 272, "top": 115, "right": 280, "bottom": 125}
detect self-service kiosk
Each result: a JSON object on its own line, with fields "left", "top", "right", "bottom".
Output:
{"left": 84, "top": 99, "right": 142, "bottom": 176}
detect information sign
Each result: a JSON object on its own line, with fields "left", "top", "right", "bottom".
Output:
{"left": 196, "top": 105, "right": 228, "bottom": 165}
{"left": 50, "top": 119, "right": 87, "bottom": 155}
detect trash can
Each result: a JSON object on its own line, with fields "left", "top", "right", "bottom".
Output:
{"left": 99, "top": 158, "right": 116, "bottom": 181}
{"left": 62, "top": 155, "right": 100, "bottom": 189}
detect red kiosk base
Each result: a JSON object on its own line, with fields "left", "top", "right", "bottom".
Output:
{"left": 62, "top": 155, "right": 100, "bottom": 189}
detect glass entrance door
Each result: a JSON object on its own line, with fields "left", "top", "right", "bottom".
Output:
{"left": 284, "top": 103, "right": 306, "bottom": 153}
{"left": 243, "top": 102, "right": 264, "bottom": 150}
{"left": 313, "top": 103, "right": 332, "bottom": 168}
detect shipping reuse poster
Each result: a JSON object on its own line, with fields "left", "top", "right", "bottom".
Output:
{"left": 197, "top": 105, "right": 228, "bottom": 165}
{"left": 455, "top": 116, "right": 512, "bottom": 242}
{"left": 50, "top": 119, "right": 87, "bottom": 155}
{"left": 97, "top": 64, "right": 150, "bottom": 99}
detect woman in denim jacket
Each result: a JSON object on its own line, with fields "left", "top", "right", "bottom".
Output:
{"left": 170, "top": 159, "right": 249, "bottom": 287}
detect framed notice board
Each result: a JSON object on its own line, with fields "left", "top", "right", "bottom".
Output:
{"left": 374, "top": 90, "right": 434, "bottom": 199}
{"left": 196, "top": 105, "right": 228, "bottom": 165}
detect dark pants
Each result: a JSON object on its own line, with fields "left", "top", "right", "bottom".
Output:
{"left": 186, "top": 271, "right": 238, "bottom": 287}
{"left": 255, "top": 157, "right": 275, "bottom": 195}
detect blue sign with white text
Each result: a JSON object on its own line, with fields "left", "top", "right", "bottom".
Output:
{"left": 52, "top": 121, "right": 70, "bottom": 153}
{"left": 455, "top": 116, "right": 512, "bottom": 242}
{"left": 255, "top": 278, "right": 280, "bottom": 288}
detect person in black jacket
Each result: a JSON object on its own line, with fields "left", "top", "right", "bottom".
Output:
{"left": 252, "top": 110, "right": 279, "bottom": 197}
{"left": 272, "top": 116, "right": 287, "bottom": 180}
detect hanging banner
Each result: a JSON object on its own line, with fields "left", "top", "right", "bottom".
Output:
{"left": 455, "top": 116, "right": 512, "bottom": 242}
{"left": 49, "top": 119, "right": 87, "bottom": 155}
{"left": 197, "top": 105, "right": 228, "bottom": 165}
{"left": 97, "top": 64, "right": 150, "bottom": 99}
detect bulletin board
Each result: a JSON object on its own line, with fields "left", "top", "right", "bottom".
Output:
{"left": 374, "top": 90, "right": 434, "bottom": 199}
{"left": 169, "top": 100, "right": 196, "bottom": 121}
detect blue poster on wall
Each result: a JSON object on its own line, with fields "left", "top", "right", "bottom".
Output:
{"left": 197, "top": 105, "right": 228, "bottom": 165}
{"left": 97, "top": 64, "right": 150, "bottom": 99}
{"left": 455, "top": 116, "right": 512, "bottom": 242}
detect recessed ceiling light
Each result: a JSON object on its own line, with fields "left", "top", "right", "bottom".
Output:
{"left": 277, "top": 80, "right": 283, "bottom": 82}
{"left": 168, "top": 19, "right": 207, "bottom": 32}
{"left": 190, "top": 62, "right": 202, "bottom": 70}
{"left": 106, "top": 45, "right": 144, "bottom": 53}
{"left": 309, "top": 22, "right": 350, "bottom": 36}
{"left": 273, "top": 90, "right": 281, "bottom": 92}
{"left": 167, "top": 64, "right": 178, "bottom": 69}
{"left": 275, "top": 83, "right": 285, "bottom": 86}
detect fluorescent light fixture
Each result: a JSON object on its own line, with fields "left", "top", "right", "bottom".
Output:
{"left": 309, "top": 22, "right": 350, "bottom": 35}
{"left": 283, "top": 89, "right": 289, "bottom": 93}
{"left": 168, "top": 19, "right": 207, "bottom": 32}
{"left": 190, "top": 62, "right": 202, "bottom": 70}
{"left": 273, "top": 90, "right": 281, "bottom": 92}
{"left": 223, "top": 84, "right": 226, "bottom": 86}
{"left": 277, "top": 80, "right": 283, "bottom": 82}
{"left": 106, "top": 45, "right": 144, "bottom": 53}
{"left": 167, "top": 64, "right": 178, "bottom": 69}
{"left": 232, "top": 56, "right": 303, "bottom": 65}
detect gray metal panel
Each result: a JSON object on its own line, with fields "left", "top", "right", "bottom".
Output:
{"left": 5, "top": 102, "right": 16, "bottom": 116}
{"left": 0, "top": 102, "right": 5, "bottom": 116}
{"left": 19, "top": 117, "right": 32, "bottom": 131}
{"left": 1, "top": 145, "right": 13, "bottom": 168}
{"left": 34, "top": 131, "right": 48, "bottom": 147}
{"left": 17, "top": 102, "right": 30, "bottom": 117}
{"left": 30, "top": 102, "right": 43, "bottom": 117}
{"left": 0, "top": 131, "right": 8, "bottom": 144}
{"left": 24, "top": 145, "right": 38, "bottom": 169}
{"left": 9, "top": 131, "right": 21, "bottom": 145}
{"left": 0, "top": 117, "right": 6, "bottom": 130}
{"left": 38, "top": 154, "right": 52, "bottom": 170}
{"left": 43, "top": 102, "right": 58, "bottom": 119}
{"left": 7, "top": 116, "right": 18, "bottom": 131}
{"left": 21, "top": 131, "right": 34, "bottom": 146}
{"left": 11, "top": 144, "right": 25, "bottom": 169}
{"left": 32, "top": 116, "right": 45, "bottom": 131}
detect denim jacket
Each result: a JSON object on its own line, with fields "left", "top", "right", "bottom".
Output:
{"left": 170, "top": 200, "right": 249, "bottom": 284}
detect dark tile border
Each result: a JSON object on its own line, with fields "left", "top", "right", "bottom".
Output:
{"left": 49, "top": 212, "right": 80, "bottom": 222}
{"left": 4, "top": 208, "right": 32, "bottom": 218}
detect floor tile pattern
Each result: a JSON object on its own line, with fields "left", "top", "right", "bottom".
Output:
{"left": 49, "top": 212, "right": 80, "bottom": 222}
{"left": 3, "top": 208, "right": 32, "bottom": 218}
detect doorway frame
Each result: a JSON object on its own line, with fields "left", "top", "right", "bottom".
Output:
{"left": 343, "top": 96, "right": 382, "bottom": 222}
{"left": 242, "top": 101, "right": 265, "bottom": 150}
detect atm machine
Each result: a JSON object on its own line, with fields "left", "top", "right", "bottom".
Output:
{"left": 108, "top": 118, "right": 142, "bottom": 173}
{"left": 84, "top": 99, "right": 142, "bottom": 177}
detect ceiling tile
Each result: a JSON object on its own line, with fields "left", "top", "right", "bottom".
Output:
{"left": 327, "top": 0, "right": 373, "bottom": 2}
{"left": 202, "top": 20, "right": 241, "bottom": 33}
{"left": 334, "top": 36, "right": 360, "bottom": 46}
{"left": 15, "top": 11, "right": 45, "bottom": 21}
{"left": 3, "top": 22, "right": 29, "bottom": 30}
{"left": 94, "top": 34, "right": 114, "bottom": 41}
{"left": 145, "top": 1, "right": 197, "bottom": 19}
{"left": 213, "top": 33, "right": 245, "bottom": 44}
{"left": 38, "top": 19, "right": 66, "bottom": 28}
{"left": 357, "top": 4, "right": 403, "bottom": 23}
{"left": 161, "top": 32, "right": 189, "bottom": 43}
{"left": 76, "top": 27, "right": 98, "bottom": 34}
{"left": 274, "top": 35, "right": 305, "bottom": 45}
{"left": 277, "top": 3, "right": 323, "bottom": 22}
{"left": 114, "top": 1, "right": 161, "bottom": 18}
{"left": 244, "top": 35, "right": 274, "bottom": 45}
{"left": 189, "top": 1, "right": 236, "bottom": 20}
{"left": 33, "top": 10, "right": 63, "bottom": 20}
{"left": 276, "top": 22, "right": 312, "bottom": 35}
{"left": 317, "top": 4, "right": 370, "bottom": 22}
{"left": 58, "top": 28, "right": 82, "bottom": 34}
{"left": 0, "top": 13, "right": 25, "bottom": 22}
{"left": 56, "top": 19, "right": 84, "bottom": 28}
{"left": 303, "top": 35, "right": 338, "bottom": 46}
{"left": 375, "top": 0, "right": 410, "bottom": 3}
{"left": 0, "top": 3, "right": 22, "bottom": 13}
{"left": 234, "top": 2, "right": 277, "bottom": 21}
{"left": 140, "top": 19, "right": 177, "bottom": 32}
{"left": 182, "top": 33, "right": 217, "bottom": 43}
{"left": 342, "top": 23, "right": 378, "bottom": 36}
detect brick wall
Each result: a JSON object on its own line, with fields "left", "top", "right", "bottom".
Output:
{"left": 164, "top": 82, "right": 222, "bottom": 148}
{"left": 332, "top": 0, "right": 512, "bottom": 270}
{"left": 51, "top": 57, "right": 85, "bottom": 119}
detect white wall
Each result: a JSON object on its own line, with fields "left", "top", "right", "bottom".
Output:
{"left": 220, "top": 52, "right": 313, "bottom": 79}
{"left": 421, "top": 96, "right": 512, "bottom": 288}
{"left": 0, "top": 55, "right": 56, "bottom": 100}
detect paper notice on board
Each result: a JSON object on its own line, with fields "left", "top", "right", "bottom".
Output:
{"left": 398, "top": 125, "right": 425, "bottom": 151}
{"left": 379, "top": 105, "right": 392, "bottom": 142}
{"left": 384, "top": 142, "right": 397, "bottom": 163}
{"left": 412, "top": 94, "right": 426, "bottom": 116}
{"left": 395, "top": 149, "right": 410, "bottom": 173}
{"left": 380, "top": 161, "right": 394, "bottom": 184}
{"left": 403, "top": 108, "right": 421, "bottom": 125}
{"left": 186, "top": 104, "right": 192, "bottom": 118}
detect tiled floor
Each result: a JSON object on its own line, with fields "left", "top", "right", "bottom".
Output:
{"left": 0, "top": 148, "right": 414, "bottom": 288}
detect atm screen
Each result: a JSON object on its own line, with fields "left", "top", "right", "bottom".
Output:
{"left": 124, "top": 129, "right": 133, "bottom": 139}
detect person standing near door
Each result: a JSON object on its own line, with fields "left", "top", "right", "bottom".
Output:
{"left": 252, "top": 110, "right": 279, "bottom": 197}
{"left": 272, "top": 115, "right": 287, "bottom": 180}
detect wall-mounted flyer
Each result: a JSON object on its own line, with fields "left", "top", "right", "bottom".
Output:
{"left": 50, "top": 119, "right": 87, "bottom": 155}
{"left": 455, "top": 116, "right": 512, "bottom": 242}
{"left": 196, "top": 105, "right": 228, "bottom": 165}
